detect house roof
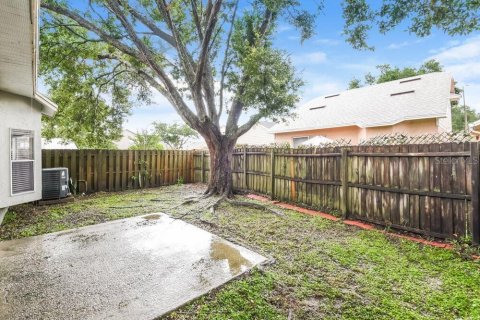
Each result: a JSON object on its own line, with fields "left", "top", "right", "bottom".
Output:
{"left": 258, "top": 121, "right": 276, "bottom": 129}
{"left": 42, "top": 138, "right": 77, "bottom": 150}
{"left": 470, "top": 119, "right": 480, "bottom": 136}
{"left": 270, "top": 72, "right": 457, "bottom": 134}
{"left": 0, "top": 0, "right": 57, "bottom": 115}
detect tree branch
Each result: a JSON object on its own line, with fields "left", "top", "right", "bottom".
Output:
{"left": 155, "top": 0, "right": 207, "bottom": 119}
{"left": 126, "top": 6, "right": 176, "bottom": 47}
{"left": 194, "top": 0, "right": 223, "bottom": 125}
{"left": 194, "top": 0, "right": 222, "bottom": 88}
{"left": 218, "top": 0, "right": 239, "bottom": 119}
{"left": 42, "top": 2, "right": 140, "bottom": 59}
{"left": 190, "top": 0, "right": 204, "bottom": 40}
{"left": 225, "top": 7, "right": 274, "bottom": 135}
{"left": 234, "top": 113, "right": 263, "bottom": 139}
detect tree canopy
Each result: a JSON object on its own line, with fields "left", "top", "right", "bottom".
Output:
{"left": 40, "top": 0, "right": 480, "bottom": 194}
{"left": 129, "top": 129, "right": 164, "bottom": 150}
{"left": 153, "top": 122, "right": 198, "bottom": 149}
{"left": 342, "top": 0, "right": 480, "bottom": 50}
{"left": 452, "top": 104, "right": 480, "bottom": 132}
{"left": 348, "top": 60, "right": 443, "bottom": 89}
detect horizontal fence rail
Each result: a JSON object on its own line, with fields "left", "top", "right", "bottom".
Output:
{"left": 42, "top": 149, "right": 195, "bottom": 193}
{"left": 193, "top": 142, "right": 480, "bottom": 243}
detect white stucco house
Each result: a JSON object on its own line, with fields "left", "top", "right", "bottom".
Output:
{"left": 0, "top": 0, "right": 58, "bottom": 223}
{"left": 189, "top": 121, "right": 275, "bottom": 149}
{"left": 236, "top": 121, "right": 275, "bottom": 146}
{"left": 113, "top": 129, "right": 136, "bottom": 149}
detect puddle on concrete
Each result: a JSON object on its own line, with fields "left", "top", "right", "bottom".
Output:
{"left": 210, "top": 240, "right": 252, "bottom": 275}
{"left": 143, "top": 214, "right": 162, "bottom": 220}
{"left": 0, "top": 245, "right": 16, "bottom": 258}
{"left": 70, "top": 233, "right": 106, "bottom": 248}
{"left": 0, "top": 213, "right": 266, "bottom": 320}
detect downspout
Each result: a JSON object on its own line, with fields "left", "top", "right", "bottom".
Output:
{"left": 0, "top": 208, "right": 8, "bottom": 225}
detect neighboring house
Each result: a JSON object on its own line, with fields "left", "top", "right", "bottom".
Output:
{"left": 190, "top": 121, "right": 275, "bottom": 149}
{"left": 298, "top": 135, "right": 333, "bottom": 146}
{"left": 0, "top": 0, "right": 58, "bottom": 222}
{"left": 271, "top": 72, "right": 458, "bottom": 147}
{"left": 470, "top": 120, "right": 480, "bottom": 141}
{"left": 236, "top": 121, "right": 275, "bottom": 145}
{"left": 42, "top": 138, "right": 77, "bottom": 150}
{"left": 114, "top": 129, "right": 136, "bottom": 149}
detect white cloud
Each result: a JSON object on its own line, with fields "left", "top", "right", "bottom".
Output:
{"left": 293, "top": 51, "right": 327, "bottom": 65}
{"left": 427, "top": 35, "right": 480, "bottom": 111}
{"left": 314, "top": 38, "right": 340, "bottom": 46}
{"left": 430, "top": 36, "right": 480, "bottom": 62}
{"left": 338, "top": 61, "right": 376, "bottom": 73}
{"left": 299, "top": 73, "right": 344, "bottom": 102}
{"left": 387, "top": 39, "right": 422, "bottom": 50}
{"left": 445, "top": 62, "right": 480, "bottom": 81}
{"left": 277, "top": 24, "right": 293, "bottom": 33}
{"left": 387, "top": 41, "right": 411, "bottom": 50}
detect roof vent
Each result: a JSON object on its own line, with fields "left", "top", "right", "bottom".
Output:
{"left": 310, "top": 105, "right": 326, "bottom": 110}
{"left": 325, "top": 94, "right": 340, "bottom": 99}
{"left": 399, "top": 77, "right": 421, "bottom": 84}
{"left": 391, "top": 90, "right": 415, "bottom": 96}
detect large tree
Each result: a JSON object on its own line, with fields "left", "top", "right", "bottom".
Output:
{"left": 41, "top": 0, "right": 480, "bottom": 196}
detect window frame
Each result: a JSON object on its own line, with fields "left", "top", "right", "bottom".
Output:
{"left": 292, "top": 136, "right": 309, "bottom": 148}
{"left": 10, "top": 129, "right": 35, "bottom": 196}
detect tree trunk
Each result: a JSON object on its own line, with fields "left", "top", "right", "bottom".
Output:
{"left": 205, "top": 137, "right": 236, "bottom": 196}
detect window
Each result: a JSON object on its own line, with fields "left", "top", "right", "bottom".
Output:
{"left": 10, "top": 129, "right": 34, "bottom": 195}
{"left": 325, "top": 94, "right": 340, "bottom": 99}
{"left": 310, "top": 105, "right": 326, "bottom": 110}
{"left": 390, "top": 90, "right": 415, "bottom": 96}
{"left": 399, "top": 77, "right": 421, "bottom": 83}
{"left": 292, "top": 137, "right": 309, "bottom": 148}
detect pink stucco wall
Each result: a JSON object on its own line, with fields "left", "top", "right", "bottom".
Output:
{"left": 274, "top": 119, "right": 441, "bottom": 146}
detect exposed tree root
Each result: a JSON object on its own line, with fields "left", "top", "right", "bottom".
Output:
{"left": 108, "top": 205, "right": 149, "bottom": 209}
{"left": 224, "top": 199, "right": 285, "bottom": 216}
{"left": 204, "top": 194, "right": 285, "bottom": 217}
{"left": 288, "top": 309, "right": 293, "bottom": 320}
{"left": 160, "top": 188, "right": 284, "bottom": 221}
{"left": 198, "top": 219, "right": 218, "bottom": 228}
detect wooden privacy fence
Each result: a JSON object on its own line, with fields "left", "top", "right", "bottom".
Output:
{"left": 42, "top": 149, "right": 195, "bottom": 193}
{"left": 193, "top": 142, "right": 480, "bottom": 243}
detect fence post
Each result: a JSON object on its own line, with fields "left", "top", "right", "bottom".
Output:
{"left": 340, "top": 148, "right": 349, "bottom": 219}
{"left": 471, "top": 142, "right": 480, "bottom": 245}
{"left": 270, "top": 149, "right": 275, "bottom": 200}
{"left": 243, "top": 147, "right": 248, "bottom": 190}
{"left": 201, "top": 151, "right": 205, "bottom": 183}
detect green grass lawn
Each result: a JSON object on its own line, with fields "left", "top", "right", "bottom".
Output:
{"left": 1, "top": 184, "right": 479, "bottom": 319}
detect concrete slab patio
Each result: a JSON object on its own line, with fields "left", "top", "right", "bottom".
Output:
{"left": 0, "top": 213, "right": 267, "bottom": 320}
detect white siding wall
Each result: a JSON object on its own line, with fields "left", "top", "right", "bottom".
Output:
{"left": 236, "top": 124, "right": 274, "bottom": 145}
{"left": 0, "top": 91, "right": 43, "bottom": 208}
{"left": 438, "top": 103, "right": 453, "bottom": 132}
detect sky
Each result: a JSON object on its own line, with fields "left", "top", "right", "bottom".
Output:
{"left": 59, "top": 2, "right": 480, "bottom": 133}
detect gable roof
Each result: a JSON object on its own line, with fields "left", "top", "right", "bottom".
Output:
{"left": 0, "top": 0, "right": 57, "bottom": 115}
{"left": 271, "top": 72, "right": 457, "bottom": 134}
{"left": 258, "top": 121, "right": 276, "bottom": 129}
